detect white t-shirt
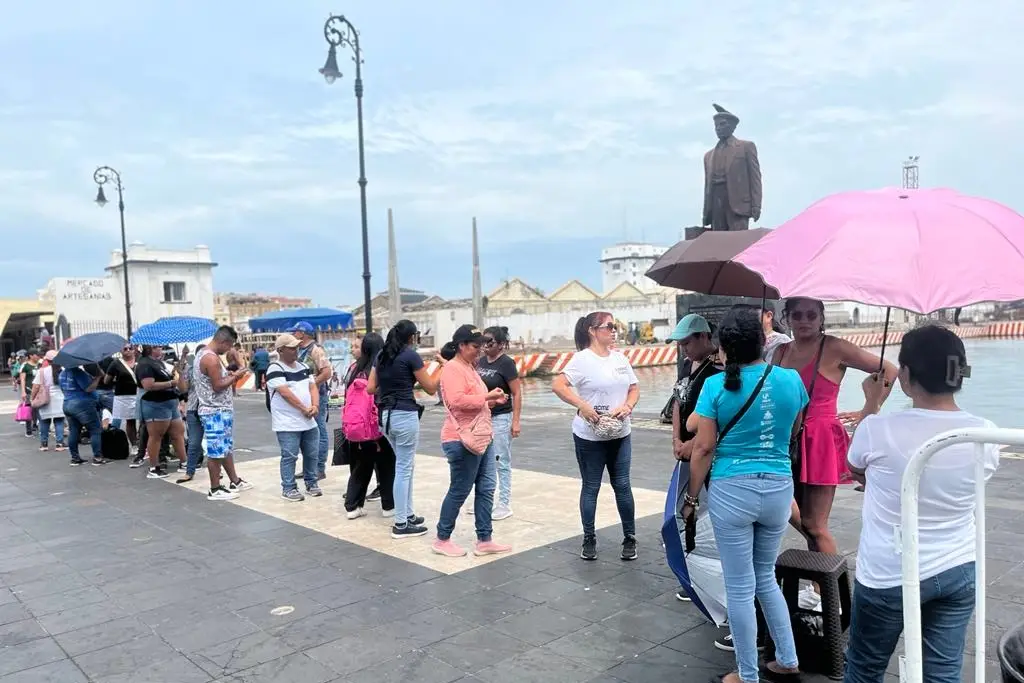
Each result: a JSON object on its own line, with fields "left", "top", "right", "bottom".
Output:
{"left": 266, "top": 361, "right": 317, "bottom": 433}
{"left": 562, "top": 349, "right": 639, "bottom": 441}
{"left": 848, "top": 408, "right": 1000, "bottom": 589}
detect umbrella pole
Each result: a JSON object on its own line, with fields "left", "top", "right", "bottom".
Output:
{"left": 877, "top": 307, "right": 892, "bottom": 372}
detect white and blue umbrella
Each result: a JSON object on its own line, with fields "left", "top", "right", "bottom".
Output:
{"left": 131, "top": 316, "right": 218, "bottom": 345}
{"left": 662, "top": 461, "right": 728, "bottom": 626}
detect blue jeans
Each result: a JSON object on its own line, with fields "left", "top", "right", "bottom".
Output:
{"left": 709, "top": 473, "right": 798, "bottom": 683}
{"left": 438, "top": 441, "right": 497, "bottom": 542}
{"left": 64, "top": 398, "right": 102, "bottom": 462}
{"left": 572, "top": 434, "right": 635, "bottom": 538}
{"left": 491, "top": 413, "right": 513, "bottom": 507}
{"left": 383, "top": 409, "right": 419, "bottom": 526}
{"left": 39, "top": 418, "right": 64, "bottom": 447}
{"left": 278, "top": 427, "right": 320, "bottom": 493}
{"left": 96, "top": 389, "right": 114, "bottom": 414}
{"left": 844, "top": 563, "right": 975, "bottom": 683}
{"left": 315, "top": 386, "right": 329, "bottom": 474}
{"left": 185, "top": 410, "right": 204, "bottom": 475}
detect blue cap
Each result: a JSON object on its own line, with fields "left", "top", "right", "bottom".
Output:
{"left": 286, "top": 321, "right": 315, "bottom": 335}
{"left": 667, "top": 314, "right": 711, "bottom": 341}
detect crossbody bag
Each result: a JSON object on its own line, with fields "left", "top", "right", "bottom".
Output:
{"left": 440, "top": 377, "right": 493, "bottom": 456}
{"left": 716, "top": 364, "right": 773, "bottom": 444}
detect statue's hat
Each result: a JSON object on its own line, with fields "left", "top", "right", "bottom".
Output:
{"left": 712, "top": 104, "right": 739, "bottom": 123}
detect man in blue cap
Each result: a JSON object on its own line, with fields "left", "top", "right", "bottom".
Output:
{"left": 287, "top": 322, "right": 333, "bottom": 480}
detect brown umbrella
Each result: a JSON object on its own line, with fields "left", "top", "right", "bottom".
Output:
{"left": 645, "top": 229, "right": 779, "bottom": 298}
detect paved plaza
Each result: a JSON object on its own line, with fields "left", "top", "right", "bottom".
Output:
{"left": 0, "top": 393, "right": 1019, "bottom": 682}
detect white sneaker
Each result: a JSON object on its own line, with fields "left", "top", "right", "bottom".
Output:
{"left": 346, "top": 508, "right": 367, "bottom": 520}
{"left": 492, "top": 505, "right": 513, "bottom": 520}
{"left": 381, "top": 508, "right": 395, "bottom": 518}
{"left": 229, "top": 479, "right": 254, "bottom": 492}
{"left": 799, "top": 587, "right": 822, "bottom": 612}
{"left": 208, "top": 486, "right": 239, "bottom": 501}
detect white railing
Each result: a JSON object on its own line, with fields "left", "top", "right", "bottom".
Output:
{"left": 900, "top": 426, "right": 1024, "bottom": 683}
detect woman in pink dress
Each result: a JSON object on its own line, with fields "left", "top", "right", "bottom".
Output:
{"left": 772, "top": 297, "right": 897, "bottom": 555}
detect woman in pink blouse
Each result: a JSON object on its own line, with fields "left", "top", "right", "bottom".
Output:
{"left": 433, "top": 325, "right": 513, "bottom": 558}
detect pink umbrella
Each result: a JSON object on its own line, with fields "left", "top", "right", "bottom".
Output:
{"left": 734, "top": 187, "right": 1024, "bottom": 313}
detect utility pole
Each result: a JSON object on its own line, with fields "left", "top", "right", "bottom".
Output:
{"left": 471, "top": 217, "right": 484, "bottom": 329}
{"left": 386, "top": 208, "right": 401, "bottom": 327}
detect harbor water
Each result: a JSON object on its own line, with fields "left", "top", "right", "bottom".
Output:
{"left": 520, "top": 338, "right": 1023, "bottom": 428}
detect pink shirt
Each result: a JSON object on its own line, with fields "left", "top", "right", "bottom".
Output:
{"left": 439, "top": 358, "right": 492, "bottom": 443}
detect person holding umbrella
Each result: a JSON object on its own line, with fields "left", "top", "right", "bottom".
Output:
{"left": 59, "top": 365, "right": 107, "bottom": 466}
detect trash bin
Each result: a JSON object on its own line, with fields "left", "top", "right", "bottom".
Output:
{"left": 998, "top": 619, "right": 1024, "bottom": 682}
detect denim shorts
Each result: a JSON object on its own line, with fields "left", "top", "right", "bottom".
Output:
{"left": 140, "top": 398, "right": 181, "bottom": 422}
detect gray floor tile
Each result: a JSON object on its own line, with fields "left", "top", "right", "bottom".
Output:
{"left": 590, "top": 569, "right": 679, "bottom": 601}
{"left": 301, "top": 576, "right": 388, "bottom": 609}
{"left": 305, "top": 630, "right": 419, "bottom": 677}
{"left": 224, "top": 651, "right": 337, "bottom": 683}
{"left": 599, "top": 601, "right": 707, "bottom": 645}
{"left": 473, "top": 646, "right": 595, "bottom": 683}
{"left": 0, "top": 603, "right": 32, "bottom": 627}
{"left": 36, "top": 601, "right": 127, "bottom": 636}
{"left": 490, "top": 605, "right": 590, "bottom": 647}
{"left": 604, "top": 644, "right": 722, "bottom": 683}
{"left": 53, "top": 616, "right": 151, "bottom": 657}
{"left": 543, "top": 625, "right": 657, "bottom": 670}
{"left": 494, "top": 575, "right": 584, "bottom": 604}
{"left": 71, "top": 634, "right": 178, "bottom": 680}
{"left": 547, "top": 587, "right": 634, "bottom": 622}
{"left": 413, "top": 575, "right": 487, "bottom": 606}
{"left": 156, "top": 610, "right": 261, "bottom": 652}
{"left": 92, "top": 652, "right": 213, "bottom": 683}
{"left": 344, "top": 589, "right": 435, "bottom": 628}
{"left": 19, "top": 585, "right": 109, "bottom": 618}
{"left": 344, "top": 650, "right": 464, "bottom": 683}
{"left": 456, "top": 560, "right": 539, "bottom": 589}
{"left": 426, "top": 626, "right": 533, "bottom": 674}
{"left": 0, "top": 637, "right": 66, "bottom": 677}
{"left": 235, "top": 592, "right": 328, "bottom": 630}
{"left": 192, "top": 631, "right": 297, "bottom": 677}
{"left": 373, "top": 606, "right": 476, "bottom": 648}
{"left": 0, "top": 658, "right": 88, "bottom": 682}
{"left": 445, "top": 590, "right": 536, "bottom": 626}
{"left": 0, "top": 618, "right": 47, "bottom": 647}
{"left": 266, "top": 608, "right": 362, "bottom": 651}
{"left": 542, "top": 559, "right": 629, "bottom": 586}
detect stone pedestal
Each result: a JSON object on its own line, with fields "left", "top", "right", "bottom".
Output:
{"left": 675, "top": 293, "right": 781, "bottom": 328}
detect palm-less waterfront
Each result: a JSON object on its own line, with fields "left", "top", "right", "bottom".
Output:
{"left": 521, "top": 338, "right": 1024, "bottom": 428}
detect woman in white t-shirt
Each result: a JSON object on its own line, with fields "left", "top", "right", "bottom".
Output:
{"left": 32, "top": 352, "right": 65, "bottom": 452}
{"left": 552, "top": 311, "right": 640, "bottom": 562}
{"left": 844, "top": 324, "right": 998, "bottom": 683}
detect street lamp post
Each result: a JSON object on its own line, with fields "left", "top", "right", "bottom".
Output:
{"left": 320, "top": 14, "right": 373, "bottom": 332}
{"left": 93, "top": 166, "right": 133, "bottom": 339}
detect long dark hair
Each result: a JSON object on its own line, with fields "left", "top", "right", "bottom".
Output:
{"left": 379, "top": 320, "right": 418, "bottom": 368}
{"left": 783, "top": 297, "right": 826, "bottom": 333}
{"left": 484, "top": 325, "right": 510, "bottom": 350}
{"left": 573, "top": 311, "right": 611, "bottom": 351}
{"left": 898, "top": 324, "right": 968, "bottom": 394}
{"left": 717, "top": 307, "right": 765, "bottom": 391}
{"left": 350, "top": 333, "right": 383, "bottom": 382}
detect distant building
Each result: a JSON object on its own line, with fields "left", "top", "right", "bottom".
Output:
{"left": 600, "top": 243, "right": 669, "bottom": 294}
{"left": 214, "top": 292, "right": 314, "bottom": 331}
{"left": 39, "top": 242, "right": 216, "bottom": 338}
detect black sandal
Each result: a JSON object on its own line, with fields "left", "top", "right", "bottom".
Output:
{"left": 175, "top": 475, "right": 193, "bottom": 484}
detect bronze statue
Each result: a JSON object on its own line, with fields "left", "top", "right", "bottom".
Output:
{"left": 702, "top": 104, "right": 762, "bottom": 231}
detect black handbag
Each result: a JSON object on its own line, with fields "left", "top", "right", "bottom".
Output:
{"left": 332, "top": 427, "right": 349, "bottom": 466}
{"left": 785, "top": 336, "right": 826, "bottom": 480}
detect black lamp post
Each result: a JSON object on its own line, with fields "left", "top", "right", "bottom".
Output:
{"left": 320, "top": 14, "right": 373, "bottom": 332}
{"left": 93, "top": 166, "right": 133, "bottom": 339}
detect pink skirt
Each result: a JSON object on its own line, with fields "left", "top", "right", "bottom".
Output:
{"left": 798, "top": 417, "right": 852, "bottom": 486}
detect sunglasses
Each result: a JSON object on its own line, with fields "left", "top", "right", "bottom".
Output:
{"left": 592, "top": 323, "right": 616, "bottom": 332}
{"left": 482, "top": 337, "right": 497, "bottom": 346}
{"left": 788, "top": 310, "right": 819, "bottom": 322}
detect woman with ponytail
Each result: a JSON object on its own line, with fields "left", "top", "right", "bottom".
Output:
{"left": 551, "top": 311, "right": 639, "bottom": 562}
{"left": 682, "top": 307, "right": 808, "bottom": 683}
{"left": 367, "top": 320, "right": 443, "bottom": 539}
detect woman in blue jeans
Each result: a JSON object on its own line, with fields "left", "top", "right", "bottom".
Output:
{"left": 59, "top": 366, "right": 107, "bottom": 466}
{"left": 685, "top": 307, "right": 808, "bottom": 683}
{"left": 368, "top": 320, "right": 442, "bottom": 539}
{"left": 843, "top": 325, "right": 996, "bottom": 683}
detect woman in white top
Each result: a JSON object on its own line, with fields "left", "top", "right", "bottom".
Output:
{"left": 31, "top": 351, "right": 65, "bottom": 452}
{"left": 844, "top": 324, "right": 998, "bottom": 683}
{"left": 552, "top": 311, "right": 640, "bottom": 562}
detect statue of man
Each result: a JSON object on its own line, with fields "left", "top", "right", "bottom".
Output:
{"left": 702, "top": 104, "right": 762, "bottom": 231}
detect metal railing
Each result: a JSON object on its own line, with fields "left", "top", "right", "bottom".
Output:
{"left": 900, "top": 426, "right": 1024, "bottom": 683}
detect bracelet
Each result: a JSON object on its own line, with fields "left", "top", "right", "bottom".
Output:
{"left": 683, "top": 494, "right": 700, "bottom": 508}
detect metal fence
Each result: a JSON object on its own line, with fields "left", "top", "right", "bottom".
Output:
{"left": 900, "top": 426, "right": 1024, "bottom": 683}
{"left": 67, "top": 320, "right": 128, "bottom": 338}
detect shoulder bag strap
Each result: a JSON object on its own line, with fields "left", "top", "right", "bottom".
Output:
{"left": 794, "top": 335, "right": 827, "bottom": 433}
{"left": 717, "top": 364, "right": 773, "bottom": 444}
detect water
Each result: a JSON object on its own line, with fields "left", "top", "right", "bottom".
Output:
{"left": 520, "top": 339, "right": 1024, "bottom": 428}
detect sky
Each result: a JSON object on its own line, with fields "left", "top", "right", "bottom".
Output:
{"left": 2, "top": 1, "right": 1022, "bottom": 307}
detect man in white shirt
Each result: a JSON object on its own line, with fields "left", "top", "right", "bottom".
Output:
{"left": 266, "top": 334, "right": 321, "bottom": 502}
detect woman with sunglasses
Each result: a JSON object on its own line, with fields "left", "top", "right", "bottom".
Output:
{"left": 775, "top": 298, "right": 896, "bottom": 584}
{"left": 470, "top": 326, "right": 521, "bottom": 520}
{"left": 552, "top": 311, "right": 639, "bottom": 562}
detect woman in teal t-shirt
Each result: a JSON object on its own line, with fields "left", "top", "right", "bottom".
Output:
{"left": 683, "top": 307, "right": 808, "bottom": 683}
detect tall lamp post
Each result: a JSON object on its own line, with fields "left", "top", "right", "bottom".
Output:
{"left": 319, "top": 14, "right": 373, "bottom": 332}
{"left": 93, "top": 166, "right": 133, "bottom": 339}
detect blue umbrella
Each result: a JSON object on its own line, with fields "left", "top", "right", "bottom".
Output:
{"left": 662, "top": 461, "right": 728, "bottom": 626}
{"left": 53, "top": 332, "right": 128, "bottom": 368}
{"left": 131, "top": 317, "right": 218, "bottom": 345}
{"left": 248, "top": 307, "right": 353, "bottom": 333}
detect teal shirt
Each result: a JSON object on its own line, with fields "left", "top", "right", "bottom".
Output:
{"left": 695, "top": 363, "right": 808, "bottom": 480}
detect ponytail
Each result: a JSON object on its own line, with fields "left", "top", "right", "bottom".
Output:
{"left": 724, "top": 360, "right": 741, "bottom": 391}
{"left": 573, "top": 317, "right": 590, "bottom": 351}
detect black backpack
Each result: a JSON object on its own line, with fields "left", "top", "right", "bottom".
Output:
{"left": 101, "top": 428, "right": 130, "bottom": 460}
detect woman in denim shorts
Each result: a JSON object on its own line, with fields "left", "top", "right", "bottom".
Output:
{"left": 135, "top": 345, "right": 187, "bottom": 479}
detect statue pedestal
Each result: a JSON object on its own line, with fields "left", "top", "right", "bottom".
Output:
{"left": 675, "top": 293, "right": 780, "bottom": 328}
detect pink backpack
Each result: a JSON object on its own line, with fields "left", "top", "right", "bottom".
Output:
{"left": 343, "top": 376, "right": 381, "bottom": 442}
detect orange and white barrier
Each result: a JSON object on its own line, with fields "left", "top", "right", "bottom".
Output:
{"left": 546, "top": 352, "right": 575, "bottom": 375}
{"left": 987, "top": 321, "right": 1024, "bottom": 338}
{"left": 517, "top": 353, "right": 548, "bottom": 376}
{"left": 621, "top": 345, "right": 678, "bottom": 368}
{"left": 838, "top": 331, "right": 905, "bottom": 349}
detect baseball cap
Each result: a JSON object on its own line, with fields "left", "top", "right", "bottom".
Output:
{"left": 44, "top": 350, "right": 57, "bottom": 362}
{"left": 274, "top": 333, "right": 301, "bottom": 349}
{"left": 286, "top": 321, "right": 315, "bottom": 335}
{"left": 452, "top": 324, "right": 484, "bottom": 345}
{"left": 667, "top": 314, "right": 712, "bottom": 342}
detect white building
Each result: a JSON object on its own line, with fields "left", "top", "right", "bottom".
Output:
{"left": 600, "top": 243, "right": 668, "bottom": 294}
{"left": 40, "top": 243, "right": 217, "bottom": 337}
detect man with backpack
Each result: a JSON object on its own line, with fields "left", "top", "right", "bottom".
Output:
{"left": 266, "top": 333, "right": 321, "bottom": 502}
{"left": 287, "top": 322, "right": 333, "bottom": 481}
